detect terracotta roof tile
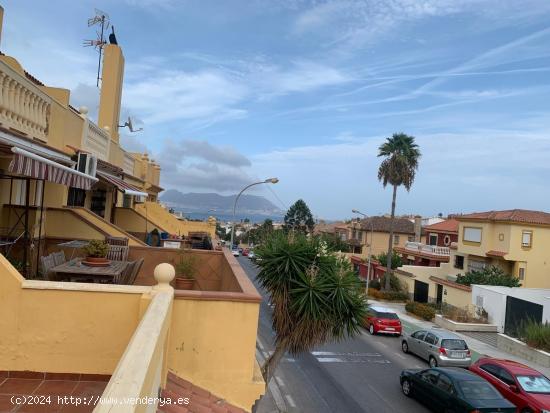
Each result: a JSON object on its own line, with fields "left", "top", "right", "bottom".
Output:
{"left": 359, "top": 216, "right": 416, "bottom": 235}
{"left": 429, "top": 276, "right": 472, "bottom": 292}
{"left": 457, "top": 209, "right": 550, "bottom": 226}
{"left": 159, "top": 372, "right": 247, "bottom": 413}
{"left": 424, "top": 219, "right": 459, "bottom": 233}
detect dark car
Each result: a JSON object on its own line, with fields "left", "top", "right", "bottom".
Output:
{"left": 470, "top": 357, "right": 550, "bottom": 412}
{"left": 400, "top": 367, "right": 516, "bottom": 413}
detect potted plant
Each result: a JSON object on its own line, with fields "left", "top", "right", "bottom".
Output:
{"left": 82, "top": 240, "right": 110, "bottom": 265}
{"left": 174, "top": 252, "right": 197, "bottom": 289}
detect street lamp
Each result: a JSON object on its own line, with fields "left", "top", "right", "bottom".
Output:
{"left": 230, "top": 178, "right": 279, "bottom": 250}
{"left": 352, "top": 209, "right": 374, "bottom": 293}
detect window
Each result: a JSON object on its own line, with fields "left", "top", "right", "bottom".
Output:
{"left": 419, "top": 370, "right": 439, "bottom": 385}
{"left": 436, "top": 375, "right": 455, "bottom": 395}
{"left": 424, "top": 333, "right": 438, "bottom": 345}
{"left": 122, "top": 194, "right": 132, "bottom": 208}
{"left": 454, "top": 255, "right": 464, "bottom": 270}
{"left": 498, "top": 369, "right": 516, "bottom": 386}
{"left": 468, "top": 259, "right": 487, "bottom": 273}
{"left": 459, "top": 381, "right": 500, "bottom": 400}
{"left": 519, "top": 267, "right": 525, "bottom": 280}
{"left": 429, "top": 234, "right": 438, "bottom": 246}
{"left": 480, "top": 364, "right": 500, "bottom": 378}
{"left": 440, "top": 339, "right": 467, "bottom": 350}
{"left": 463, "top": 227, "right": 482, "bottom": 243}
{"left": 411, "top": 331, "right": 426, "bottom": 340}
{"left": 522, "top": 231, "right": 533, "bottom": 248}
{"left": 517, "top": 375, "right": 550, "bottom": 394}
{"left": 393, "top": 235, "right": 400, "bottom": 245}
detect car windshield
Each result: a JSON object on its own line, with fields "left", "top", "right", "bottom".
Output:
{"left": 517, "top": 375, "right": 550, "bottom": 394}
{"left": 459, "top": 381, "right": 500, "bottom": 400}
{"left": 377, "top": 312, "right": 398, "bottom": 319}
{"left": 441, "top": 339, "right": 468, "bottom": 350}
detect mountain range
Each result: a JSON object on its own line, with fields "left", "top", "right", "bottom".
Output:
{"left": 160, "top": 190, "right": 284, "bottom": 216}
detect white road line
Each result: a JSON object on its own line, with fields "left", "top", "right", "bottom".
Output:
{"left": 393, "top": 352, "right": 406, "bottom": 359}
{"left": 311, "top": 351, "right": 381, "bottom": 357}
{"left": 367, "top": 384, "right": 397, "bottom": 411}
{"left": 257, "top": 339, "right": 265, "bottom": 351}
{"left": 317, "top": 357, "right": 344, "bottom": 363}
{"left": 275, "top": 376, "right": 285, "bottom": 387}
{"left": 255, "top": 349, "right": 287, "bottom": 411}
{"left": 285, "top": 394, "right": 297, "bottom": 408}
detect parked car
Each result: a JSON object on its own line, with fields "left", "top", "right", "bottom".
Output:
{"left": 242, "top": 248, "right": 249, "bottom": 256}
{"left": 248, "top": 251, "right": 256, "bottom": 260}
{"left": 470, "top": 357, "right": 550, "bottom": 412}
{"left": 231, "top": 248, "right": 240, "bottom": 257}
{"left": 364, "top": 305, "right": 402, "bottom": 336}
{"left": 400, "top": 367, "right": 516, "bottom": 413}
{"left": 402, "top": 328, "right": 471, "bottom": 368}
{"left": 238, "top": 247, "right": 243, "bottom": 254}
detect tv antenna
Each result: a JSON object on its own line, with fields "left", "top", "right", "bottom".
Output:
{"left": 83, "top": 9, "right": 110, "bottom": 87}
{"left": 119, "top": 116, "right": 143, "bottom": 133}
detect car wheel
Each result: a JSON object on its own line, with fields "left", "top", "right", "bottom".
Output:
{"left": 402, "top": 341, "right": 409, "bottom": 353}
{"left": 429, "top": 356, "right": 438, "bottom": 368}
{"left": 401, "top": 379, "right": 412, "bottom": 397}
{"left": 369, "top": 324, "right": 375, "bottom": 335}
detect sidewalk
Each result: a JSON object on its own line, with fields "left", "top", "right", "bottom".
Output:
{"left": 369, "top": 299, "right": 550, "bottom": 377}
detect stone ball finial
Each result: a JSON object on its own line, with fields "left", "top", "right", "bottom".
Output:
{"left": 79, "top": 106, "right": 89, "bottom": 115}
{"left": 154, "top": 263, "right": 175, "bottom": 288}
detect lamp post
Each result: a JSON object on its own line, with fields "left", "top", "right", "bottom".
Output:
{"left": 352, "top": 209, "right": 374, "bottom": 293}
{"left": 230, "top": 178, "right": 279, "bottom": 250}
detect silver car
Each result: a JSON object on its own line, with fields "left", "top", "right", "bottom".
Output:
{"left": 401, "top": 328, "right": 471, "bottom": 368}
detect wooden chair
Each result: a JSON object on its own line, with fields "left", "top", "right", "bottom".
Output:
{"left": 106, "top": 236, "right": 129, "bottom": 246}
{"left": 52, "top": 251, "right": 66, "bottom": 266}
{"left": 40, "top": 254, "right": 56, "bottom": 280}
{"left": 125, "top": 258, "right": 144, "bottom": 285}
{"left": 106, "top": 245, "right": 129, "bottom": 262}
{"left": 115, "top": 260, "right": 135, "bottom": 284}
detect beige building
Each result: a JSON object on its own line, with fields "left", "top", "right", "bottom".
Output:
{"left": 395, "top": 209, "right": 550, "bottom": 309}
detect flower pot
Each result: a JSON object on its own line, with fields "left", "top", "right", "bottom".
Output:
{"left": 175, "top": 277, "right": 194, "bottom": 290}
{"left": 85, "top": 256, "right": 109, "bottom": 263}
{"left": 82, "top": 256, "right": 110, "bottom": 267}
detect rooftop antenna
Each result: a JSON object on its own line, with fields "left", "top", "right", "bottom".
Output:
{"left": 119, "top": 116, "right": 143, "bottom": 133}
{"left": 83, "top": 9, "right": 110, "bottom": 87}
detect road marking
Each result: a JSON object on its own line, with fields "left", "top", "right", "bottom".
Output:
{"left": 285, "top": 394, "right": 297, "bottom": 408}
{"left": 317, "top": 357, "right": 345, "bottom": 363}
{"left": 311, "top": 351, "right": 381, "bottom": 357}
{"left": 255, "top": 349, "right": 287, "bottom": 412}
{"left": 393, "top": 352, "right": 406, "bottom": 359}
{"left": 275, "top": 376, "right": 285, "bottom": 387}
{"left": 367, "top": 384, "right": 398, "bottom": 411}
{"left": 257, "top": 339, "right": 265, "bottom": 351}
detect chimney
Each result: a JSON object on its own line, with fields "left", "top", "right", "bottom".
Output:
{"left": 414, "top": 215, "right": 422, "bottom": 242}
{"left": 98, "top": 44, "right": 125, "bottom": 144}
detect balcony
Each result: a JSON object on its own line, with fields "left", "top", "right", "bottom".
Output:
{"left": 81, "top": 119, "right": 110, "bottom": 161}
{"left": 402, "top": 241, "right": 450, "bottom": 257}
{"left": 0, "top": 59, "right": 52, "bottom": 142}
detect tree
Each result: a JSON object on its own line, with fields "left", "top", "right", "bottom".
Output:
{"left": 318, "top": 233, "right": 350, "bottom": 253}
{"left": 255, "top": 231, "right": 367, "bottom": 385}
{"left": 284, "top": 199, "right": 315, "bottom": 233}
{"left": 375, "top": 251, "right": 402, "bottom": 270}
{"left": 261, "top": 218, "right": 274, "bottom": 232}
{"left": 456, "top": 266, "right": 521, "bottom": 287}
{"left": 377, "top": 133, "right": 421, "bottom": 291}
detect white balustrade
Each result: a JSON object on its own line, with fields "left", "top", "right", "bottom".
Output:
{"left": 0, "top": 61, "right": 52, "bottom": 141}
{"left": 404, "top": 241, "right": 450, "bottom": 256}
{"left": 82, "top": 121, "right": 110, "bottom": 161}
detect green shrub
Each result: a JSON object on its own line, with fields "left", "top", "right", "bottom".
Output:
{"left": 405, "top": 302, "right": 436, "bottom": 321}
{"left": 456, "top": 266, "right": 521, "bottom": 287}
{"left": 522, "top": 320, "right": 550, "bottom": 352}
{"left": 376, "top": 251, "right": 403, "bottom": 270}
{"left": 369, "top": 279, "right": 381, "bottom": 290}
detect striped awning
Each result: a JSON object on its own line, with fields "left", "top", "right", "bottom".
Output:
{"left": 96, "top": 171, "right": 148, "bottom": 197}
{"left": 8, "top": 147, "right": 98, "bottom": 190}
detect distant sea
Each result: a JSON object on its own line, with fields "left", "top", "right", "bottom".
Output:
{"left": 177, "top": 210, "right": 284, "bottom": 223}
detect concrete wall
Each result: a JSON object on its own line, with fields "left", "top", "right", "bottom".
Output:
{"left": 497, "top": 334, "right": 550, "bottom": 367}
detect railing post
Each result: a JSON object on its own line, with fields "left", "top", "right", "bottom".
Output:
{"left": 153, "top": 263, "right": 175, "bottom": 292}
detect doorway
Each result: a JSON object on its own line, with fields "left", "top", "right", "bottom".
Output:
{"left": 414, "top": 280, "right": 429, "bottom": 303}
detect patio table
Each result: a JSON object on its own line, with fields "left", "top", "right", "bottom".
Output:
{"left": 52, "top": 258, "right": 128, "bottom": 283}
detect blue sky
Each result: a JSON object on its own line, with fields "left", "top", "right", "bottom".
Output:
{"left": 3, "top": 0, "right": 550, "bottom": 219}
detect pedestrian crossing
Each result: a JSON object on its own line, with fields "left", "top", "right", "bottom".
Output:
{"left": 311, "top": 351, "right": 391, "bottom": 364}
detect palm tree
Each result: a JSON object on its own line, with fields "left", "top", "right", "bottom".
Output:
{"left": 377, "top": 133, "right": 421, "bottom": 291}
{"left": 255, "top": 231, "right": 367, "bottom": 385}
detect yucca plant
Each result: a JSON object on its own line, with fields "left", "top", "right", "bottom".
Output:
{"left": 255, "top": 231, "right": 367, "bottom": 384}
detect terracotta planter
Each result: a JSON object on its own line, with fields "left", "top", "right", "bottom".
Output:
{"left": 85, "top": 256, "right": 109, "bottom": 263}
{"left": 175, "top": 277, "right": 194, "bottom": 290}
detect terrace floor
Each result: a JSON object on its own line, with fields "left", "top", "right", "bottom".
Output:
{"left": 0, "top": 372, "right": 109, "bottom": 413}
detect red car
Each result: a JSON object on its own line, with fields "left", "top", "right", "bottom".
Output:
{"left": 242, "top": 248, "right": 249, "bottom": 256}
{"left": 364, "top": 306, "right": 402, "bottom": 336}
{"left": 469, "top": 357, "right": 550, "bottom": 412}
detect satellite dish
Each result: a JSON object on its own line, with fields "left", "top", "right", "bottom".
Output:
{"left": 119, "top": 116, "right": 143, "bottom": 133}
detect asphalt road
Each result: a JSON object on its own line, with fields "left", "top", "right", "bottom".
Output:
{"left": 238, "top": 256, "right": 432, "bottom": 413}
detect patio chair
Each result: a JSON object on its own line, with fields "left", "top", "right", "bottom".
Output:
{"left": 40, "top": 254, "right": 56, "bottom": 280}
{"left": 106, "top": 236, "right": 129, "bottom": 246}
{"left": 125, "top": 258, "right": 144, "bottom": 285}
{"left": 114, "top": 260, "right": 134, "bottom": 284}
{"left": 106, "top": 245, "right": 129, "bottom": 262}
{"left": 52, "top": 251, "right": 66, "bottom": 266}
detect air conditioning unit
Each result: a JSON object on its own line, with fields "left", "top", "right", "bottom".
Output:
{"left": 76, "top": 153, "right": 97, "bottom": 177}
